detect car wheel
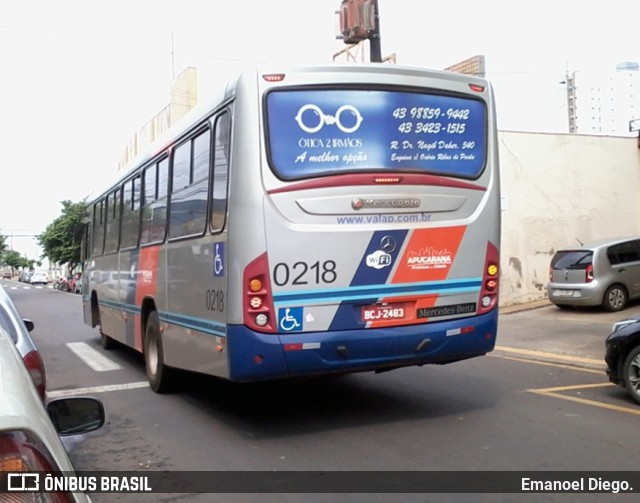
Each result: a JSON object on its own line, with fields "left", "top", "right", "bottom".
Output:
{"left": 144, "top": 311, "right": 175, "bottom": 393}
{"left": 602, "top": 284, "right": 628, "bottom": 312}
{"left": 622, "top": 345, "right": 640, "bottom": 405}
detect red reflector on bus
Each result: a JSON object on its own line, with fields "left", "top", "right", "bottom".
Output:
{"left": 263, "top": 73, "right": 285, "bottom": 82}
{"left": 373, "top": 176, "right": 402, "bottom": 184}
{"left": 469, "top": 84, "right": 485, "bottom": 93}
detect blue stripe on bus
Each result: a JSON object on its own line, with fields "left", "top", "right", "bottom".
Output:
{"left": 98, "top": 299, "right": 227, "bottom": 338}
{"left": 160, "top": 312, "right": 227, "bottom": 337}
{"left": 273, "top": 278, "right": 482, "bottom": 305}
{"left": 327, "top": 230, "right": 407, "bottom": 332}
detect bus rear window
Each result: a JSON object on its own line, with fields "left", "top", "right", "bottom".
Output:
{"left": 265, "top": 88, "right": 486, "bottom": 180}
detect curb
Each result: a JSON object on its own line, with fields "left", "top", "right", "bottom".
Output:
{"left": 500, "top": 299, "right": 552, "bottom": 315}
{"left": 492, "top": 345, "right": 605, "bottom": 372}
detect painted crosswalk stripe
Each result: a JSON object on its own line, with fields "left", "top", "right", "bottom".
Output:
{"left": 47, "top": 381, "right": 148, "bottom": 398}
{"left": 66, "top": 342, "right": 122, "bottom": 371}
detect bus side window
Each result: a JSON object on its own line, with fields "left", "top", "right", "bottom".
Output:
{"left": 211, "top": 112, "right": 230, "bottom": 233}
{"left": 91, "top": 199, "right": 105, "bottom": 256}
{"left": 141, "top": 159, "right": 168, "bottom": 245}
{"left": 120, "top": 176, "right": 141, "bottom": 250}
{"left": 104, "top": 188, "right": 121, "bottom": 254}
{"left": 169, "top": 129, "right": 210, "bottom": 239}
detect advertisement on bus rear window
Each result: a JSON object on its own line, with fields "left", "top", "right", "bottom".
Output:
{"left": 266, "top": 89, "right": 487, "bottom": 180}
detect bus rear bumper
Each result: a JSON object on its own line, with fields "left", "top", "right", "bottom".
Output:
{"left": 226, "top": 310, "right": 498, "bottom": 382}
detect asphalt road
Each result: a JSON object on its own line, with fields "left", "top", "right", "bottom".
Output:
{"left": 497, "top": 298, "right": 640, "bottom": 367}
{"left": 4, "top": 281, "right": 640, "bottom": 503}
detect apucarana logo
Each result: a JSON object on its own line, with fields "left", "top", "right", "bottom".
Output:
{"left": 406, "top": 247, "right": 452, "bottom": 270}
{"left": 366, "top": 250, "right": 392, "bottom": 269}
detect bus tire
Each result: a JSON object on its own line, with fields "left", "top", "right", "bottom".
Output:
{"left": 144, "top": 311, "right": 175, "bottom": 393}
{"left": 100, "top": 328, "right": 117, "bottom": 350}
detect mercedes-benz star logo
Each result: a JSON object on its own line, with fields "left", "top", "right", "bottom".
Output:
{"left": 380, "top": 236, "right": 397, "bottom": 253}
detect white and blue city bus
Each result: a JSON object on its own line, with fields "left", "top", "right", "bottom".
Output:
{"left": 82, "top": 64, "right": 501, "bottom": 393}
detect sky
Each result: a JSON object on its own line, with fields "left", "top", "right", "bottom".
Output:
{"left": 1, "top": 0, "right": 640, "bottom": 259}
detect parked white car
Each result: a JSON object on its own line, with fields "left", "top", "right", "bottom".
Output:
{"left": 30, "top": 271, "right": 49, "bottom": 285}
{"left": 0, "top": 326, "right": 105, "bottom": 501}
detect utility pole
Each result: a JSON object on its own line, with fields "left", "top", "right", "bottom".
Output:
{"left": 368, "top": 0, "right": 382, "bottom": 63}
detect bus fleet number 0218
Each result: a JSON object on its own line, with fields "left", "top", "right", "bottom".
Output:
{"left": 273, "top": 260, "right": 337, "bottom": 287}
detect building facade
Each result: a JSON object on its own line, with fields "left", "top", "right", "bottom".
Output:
{"left": 565, "top": 62, "right": 640, "bottom": 137}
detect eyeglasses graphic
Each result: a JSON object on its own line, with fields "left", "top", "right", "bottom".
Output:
{"left": 295, "top": 104, "right": 363, "bottom": 134}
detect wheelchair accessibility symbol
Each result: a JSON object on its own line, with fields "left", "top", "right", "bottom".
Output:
{"left": 213, "top": 243, "right": 224, "bottom": 277}
{"left": 278, "top": 307, "right": 303, "bottom": 332}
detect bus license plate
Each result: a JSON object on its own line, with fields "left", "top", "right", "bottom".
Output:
{"left": 362, "top": 305, "right": 406, "bottom": 322}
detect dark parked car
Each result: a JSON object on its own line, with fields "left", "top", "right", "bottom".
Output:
{"left": 0, "top": 284, "right": 47, "bottom": 400}
{"left": 605, "top": 316, "right": 640, "bottom": 404}
{"left": 19, "top": 270, "right": 32, "bottom": 283}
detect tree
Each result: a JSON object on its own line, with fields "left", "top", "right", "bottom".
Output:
{"left": 37, "top": 200, "right": 87, "bottom": 272}
{"left": 0, "top": 231, "right": 7, "bottom": 264}
{"left": 3, "top": 250, "right": 29, "bottom": 271}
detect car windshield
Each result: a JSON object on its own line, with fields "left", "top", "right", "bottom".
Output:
{"left": 551, "top": 250, "right": 593, "bottom": 270}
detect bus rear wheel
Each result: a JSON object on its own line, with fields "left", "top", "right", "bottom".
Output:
{"left": 144, "top": 311, "right": 175, "bottom": 393}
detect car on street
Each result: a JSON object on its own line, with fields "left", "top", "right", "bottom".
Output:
{"left": 0, "top": 284, "right": 47, "bottom": 400}
{"left": 547, "top": 237, "right": 640, "bottom": 312}
{"left": 0, "top": 324, "right": 105, "bottom": 502}
{"left": 2, "top": 271, "right": 11, "bottom": 279}
{"left": 605, "top": 316, "right": 640, "bottom": 405}
{"left": 19, "top": 270, "right": 32, "bottom": 283}
{"left": 30, "top": 270, "right": 49, "bottom": 285}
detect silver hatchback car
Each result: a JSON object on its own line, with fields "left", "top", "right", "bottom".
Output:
{"left": 547, "top": 237, "right": 640, "bottom": 312}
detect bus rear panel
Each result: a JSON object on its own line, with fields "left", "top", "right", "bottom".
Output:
{"left": 227, "top": 66, "right": 500, "bottom": 381}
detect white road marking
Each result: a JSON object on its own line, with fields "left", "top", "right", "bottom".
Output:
{"left": 47, "top": 381, "right": 149, "bottom": 398}
{"left": 66, "top": 342, "right": 122, "bottom": 371}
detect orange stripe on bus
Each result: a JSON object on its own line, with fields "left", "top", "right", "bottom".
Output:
{"left": 134, "top": 246, "right": 160, "bottom": 351}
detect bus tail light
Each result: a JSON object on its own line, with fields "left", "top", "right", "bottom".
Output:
{"left": 478, "top": 242, "right": 499, "bottom": 315}
{"left": 586, "top": 264, "right": 594, "bottom": 283}
{"left": 262, "top": 73, "right": 285, "bottom": 82}
{"left": 243, "top": 253, "right": 277, "bottom": 333}
{"left": 469, "top": 83, "right": 485, "bottom": 93}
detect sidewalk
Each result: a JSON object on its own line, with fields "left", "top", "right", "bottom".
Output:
{"left": 496, "top": 299, "right": 606, "bottom": 371}
{"left": 500, "top": 299, "right": 552, "bottom": 315}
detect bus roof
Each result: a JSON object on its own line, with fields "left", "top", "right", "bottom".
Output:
{"left": 89, "top": 63, "right": 491, "bottom": 203}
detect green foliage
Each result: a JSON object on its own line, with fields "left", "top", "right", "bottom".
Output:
{"left": 0, "top": 232, "right": 7, "bottom": 264}
{"left": 3, "top": 250, "right": 29, "bottom": 270}
{"left": 37, "top": 200, "right": 87, "bottom": 271}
